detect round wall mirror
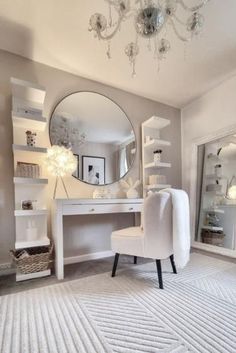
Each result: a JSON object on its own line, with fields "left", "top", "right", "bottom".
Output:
{"left": 49, "top": 92, "right": 136, "bottom": 185}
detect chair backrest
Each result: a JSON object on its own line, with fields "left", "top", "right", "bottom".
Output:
{"left": 143, "top": 192, "right": 173, "bottom": 259}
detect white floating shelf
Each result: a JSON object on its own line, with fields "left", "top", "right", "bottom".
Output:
{"left": 205, "top": 174, "right": 227, "bottom": 180}
{"left": 145, "top": 184, "right": 171, "bottom": 190}
{"left": 203, "top": 208, "right": 225, "bottom": 214}
{"left": 204, "top": 191, "right": 224, "bottom": 196}
{"left": 14, "top": 209, "right": 48, "bottom": 217}
{"left": 11, "top": 77, "right": 46, "bottom": 105}
{"left": 12, "top": 111, "right": 47, "bottom": 131}
{"left": 144, "top": 139, "right": 171, "bottom": 150}
{"left": 143, "top": 116, "right": 170, "bottom": 130}
{"left": 144, "top": 162, "right": 171, "bottom": 169}
{"left": 14, "top": 177, "right": 48, "bottom": 185}
{"left": 13, "top": 144, "right": 47, "bottom": 154}
{"left": 202, "top": 226, "right": 223, "bottom": 231}
{"left": 16, "top": 269, "right": 51, "bottom": 282}
{"left": 207, "top": 154, "right": 222, "bottom": 162}
{"left": 15, "top": 237, "right": 50, "bottom": 250}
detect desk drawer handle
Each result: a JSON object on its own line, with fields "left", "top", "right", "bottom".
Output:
{"left": 129, "top": 207, "right": 134, "bottom": 210}
{"left": 90, "top": 208, "right": 95, "bottom": 212}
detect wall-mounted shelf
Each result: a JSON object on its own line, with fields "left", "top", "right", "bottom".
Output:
{"left": 144, "top": 162, "right": 171, "bottom": 169}
{"left": 204, "top": 191, "right": 224, "bottom": 196}
{"left": 142, "top": 116, "right": 171, "bottom": 197}
{"left": 142, "top": 116, "right": 170, "bottom": 129}
{"left": 205, "top": 174, "right": 227, "bottom": 180}
{"left": 14, "top": 209, "right": 47, "bottom": 217}
{"left": 207, "top": 154, "right": 222, "bottom": 163}
{"left": 11, "top": 77, "right": 46, "bottom": 105}
{"left": 14, "top": 177, "right": 48, "bottom": 185}
{"left": 202, "top": 225, "right": 223, "bottom": 231}
{"left": 12, "top": 111, "right": 47, "bottom": 131}
{"left": 145, "top": 184, "right": 171, "bottom": 190}
{"left": 144, "top": 139, "right": 171, "bottom": 150}
{"left": 11, "top": 77, "right": 50, "bottom": 283}
{"left": 16, "top": 269, "right": 51, "bottom": 282}
{"left": 12, "top": 144, "right": 47, "bottom": 154}
{"left": 203, "top": 208, "right": 225, "bottom": 214}
{"left": 15, "top": 237, "right": 50, "bottom": 250}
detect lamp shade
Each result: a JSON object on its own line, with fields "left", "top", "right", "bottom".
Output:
{"left": 45, "top": 145, "right": 77, "bottom": 177}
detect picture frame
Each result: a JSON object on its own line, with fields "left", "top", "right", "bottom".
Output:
{"left": 72, "top": 154, "right": 79, "bottom": 179}
{"left": 82, "top": 155, "right": 105, "bottom": 185}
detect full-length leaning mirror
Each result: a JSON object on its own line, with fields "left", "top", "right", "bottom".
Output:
{"left": 50, "top": 92, "right": 136, "bottom": 185}
{"left": 195, "top": 133, "right": 236, "bottom": 251}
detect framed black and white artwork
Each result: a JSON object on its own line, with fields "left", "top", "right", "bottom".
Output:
{"left": 72, "top": 154, "right": 79, "bottom": 179}
{"left": 82, "top": 155, "right": 105, "bottom": 185}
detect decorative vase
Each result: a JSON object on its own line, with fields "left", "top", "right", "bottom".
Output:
{"left": 153, "top": 149, "right": 162, "bottom": 164}
{"left": 26, "top": 130, "right": 37, "bottom": 147}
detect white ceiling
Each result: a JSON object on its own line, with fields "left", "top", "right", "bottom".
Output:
{"left": 0, "top": 0, "right": 236, "bottom": 108}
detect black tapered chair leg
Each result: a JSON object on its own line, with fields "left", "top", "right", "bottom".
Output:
{"left": 134, "top": 256, "right": 137, "bottom": 264}
{"left": 170, "top": 254, "right": 177, "bottom": 274}
{"left": 156, "top": 259, "right": 163, "bottom": 289}
{"left": 111, "top": 253, "right": 120, "bottom": 277}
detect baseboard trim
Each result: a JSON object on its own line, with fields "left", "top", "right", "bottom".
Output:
{"left": 0, "top": 263, "right": 15, "bottom": 276}
{"left": 64, "top": 250, "right": 114, "bottom": 265}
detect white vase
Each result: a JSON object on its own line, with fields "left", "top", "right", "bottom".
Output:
{"left": 126, "top": 188, "right": 139, "bottom": 199}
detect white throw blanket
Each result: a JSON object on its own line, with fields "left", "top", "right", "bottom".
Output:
{"left": 161, "top": 188, "right": 191, "bottom": 268}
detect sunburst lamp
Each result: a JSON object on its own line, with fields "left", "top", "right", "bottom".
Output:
{"left": 45, "top": 145, "right": 77, "bottom": 199}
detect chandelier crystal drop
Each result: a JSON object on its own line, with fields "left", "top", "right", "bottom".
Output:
{"left": 89, "top": 0, "right": 210, "bottom": 75}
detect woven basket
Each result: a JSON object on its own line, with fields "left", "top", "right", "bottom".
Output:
{"left": 201, "top": 229, "right": 225, "bottom": 246}
{"left": 10, "top": 244, "right": 53, "bottom": 274}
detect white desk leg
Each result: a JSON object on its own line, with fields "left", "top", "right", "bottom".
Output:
{"left": 52, "top": 201, "right": 64, "bottom": 280}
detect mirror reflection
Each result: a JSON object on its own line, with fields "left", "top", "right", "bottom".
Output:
{"left": 195, "top": 134, "right": 236, "bottom": 250}
{"left": 50, "top": 92, "right": 136, "bottom": 185}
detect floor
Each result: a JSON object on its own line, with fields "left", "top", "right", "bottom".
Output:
{"left": 0, "top": 249, "right": 235, "bottom": 296}
{"left": 0, "top": 255, "right": 150, "bottom": 296}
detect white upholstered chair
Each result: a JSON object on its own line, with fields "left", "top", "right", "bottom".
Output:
{"left": 111, "top": 192, "right": 177, "bottom": 289}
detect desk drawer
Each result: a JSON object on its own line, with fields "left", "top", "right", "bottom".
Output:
{"left": 63, "top": 203, "right": 142, "bottom": 215}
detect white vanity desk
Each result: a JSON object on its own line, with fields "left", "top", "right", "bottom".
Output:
{"left": 52, "top": 198, "right": 143, "bottom": 279}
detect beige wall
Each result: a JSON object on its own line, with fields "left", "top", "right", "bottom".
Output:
{"left": 0, "top": 49, "right": 181, "bottom": 265}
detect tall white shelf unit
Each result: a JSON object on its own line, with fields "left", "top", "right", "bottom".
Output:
{"left": 142, "top": 116, "right": 171, "bottom": 197}
{"left": 11, "top": 78, "right": 51, "bottom": 281}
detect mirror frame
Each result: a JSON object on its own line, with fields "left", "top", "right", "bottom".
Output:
{"left": 49, "top": 91, "right": 137, "bottom": 186}
{"left": 189, "top": 123, "right": 236, "bottom": 257}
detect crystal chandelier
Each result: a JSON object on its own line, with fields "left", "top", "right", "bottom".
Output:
{"left": 89, "top": 0, "right": 209, "bottom": 76}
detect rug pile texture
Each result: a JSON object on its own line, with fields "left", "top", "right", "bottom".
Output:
{"left": 0, "top": 253, "right": 236, "bottom": 353}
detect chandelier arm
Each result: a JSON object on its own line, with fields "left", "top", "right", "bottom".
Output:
{"left": 177, "top": 0, "right": 209, "bottom": 12}
{"left": 97, "top": 14, "right": 124, "bottom": 40}
{"left": 169, "top": 18, "right": 190, "bottom": 42}
{"left": 173, "top": 13, "right": 187, "bottom": 26}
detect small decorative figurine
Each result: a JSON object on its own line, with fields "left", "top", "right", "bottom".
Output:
{"left": 120, "top": 177, "right": 141, "bottom": 199}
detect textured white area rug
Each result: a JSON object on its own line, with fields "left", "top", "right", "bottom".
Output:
{"left": 0, "top": 253, "right": 236, "bottom": 353}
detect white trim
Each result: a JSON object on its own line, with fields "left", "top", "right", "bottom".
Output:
{"left": 64, "top": 250, "right": 114, "bottom": 265}
{"left": 16, "top": 269, "right": 51, "bottom": 282}
{"left": 192, "top": 242, "right": 236, "bottom": 259}
{"left": 189, "top": 123, "right": 236, "bottom": 256}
